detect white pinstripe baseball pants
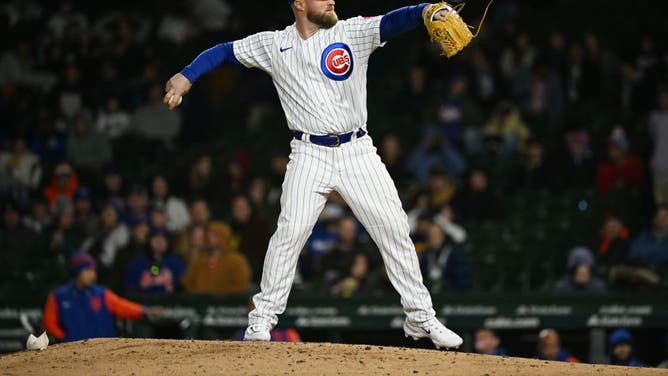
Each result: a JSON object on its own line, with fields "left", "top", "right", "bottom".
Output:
{"left": 248, "top": 134, "right": 436, "bottom": 328}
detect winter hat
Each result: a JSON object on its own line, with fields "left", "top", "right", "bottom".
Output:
{"left": 566, "top": 246, "right": 595, "bottom": 270}
{"left": 609, "top": 329, "right": 634, "bottom": 349}
{"left": 70, "top": 253, "right": 96, "bottom": 277}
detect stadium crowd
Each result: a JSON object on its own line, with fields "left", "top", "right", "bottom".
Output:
{"left": 0, "top": 0, "right": 667, "bottom": 366}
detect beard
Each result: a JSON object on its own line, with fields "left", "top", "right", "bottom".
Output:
{"left": 307, "top": 9, "right": 338, "bottom": 28}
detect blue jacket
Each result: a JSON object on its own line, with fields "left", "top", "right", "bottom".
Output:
{"left": 44, "top": 282, "right": 145, "bottom": 342}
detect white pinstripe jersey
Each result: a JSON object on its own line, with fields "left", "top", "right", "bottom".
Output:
{"left": 233, "top": 16, "right": 385, "bottom": 135}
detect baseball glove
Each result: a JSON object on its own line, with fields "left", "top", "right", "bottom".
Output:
{"left": 423, "top": 1, "right": 494, "bottom": 58}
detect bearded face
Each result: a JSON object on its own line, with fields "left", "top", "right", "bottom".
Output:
{"left": 306, "top": 4, "right": 338, "bottom": 28}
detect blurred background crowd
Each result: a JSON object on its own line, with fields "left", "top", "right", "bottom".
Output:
{"left": 1, "top": 0, "right": 667, "bottom": 366}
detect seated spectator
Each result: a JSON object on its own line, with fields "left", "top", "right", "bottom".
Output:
{"left": 536, "top": 329, "right": 579, "bottom": 362}
{"left": 47, "top": 205, "right": 86, "bottom": 257}
{"left": 151, "top": 175, "right": 190, "bottom": 232}
{"left": 379, "top": 134, "right": 409, "bottom": 189}
{"left": 433, "top": 205, "right": 467, "bottom": 244}
{"left": 185, "top": 155, "right": 227, "bottom": 203}
{"left": 508, "top": 138, "right": 553, "bottom": 192}
{"left": 608, "top": 329, "right": 647, "bottom": 367}
{"left": 407, "top": 128, "right": 466, "bottom": 184}
{"left": 182, "top": 225, "right": 251, "bottom": 297}
{"left": 82, "top": 204, "right": 130, "bottom": 271}
{"left": 419, "top": 223, "right": 471, "bottom": 293}
{"left": 596, "top": 126, "right": 644, "bottom": 195}
{"left": 553, "top": 247, "right": 607, "bottom": 295}
{"left": 649, "top": 88, "right": 668, "bottom": 205}
{"left": 228, "top": 194, "right": 270, "bottom": 275}
{"left": 123, "top": 185, "right": 151, "bottom": 227}
{"left": 173, "top": 199, "right": 226, "bottom": 261}
{"left": 317, "top": 216, "right": 372, "bottom": 285}
{"left": 113, "top": 220, "right": 151, "bottom": 284}
{"left": 43, "top": 163, "right": 79, "bottom": 212}
{"left": 181, "top": 225, "right": 207, "bottom": 262}
{"left": 329, "top": 253, "right": 371, "bottom": 298}
{"left": 65, "top": 112, "right": 112, "bottom": 173}
{"left": 43, "top": 253, "right": 161, "bottom": 342}
{"left": 150, "top": 207, "right": 170, "bottom": 234}
{"left": 22, "top": 199, "right": 52, "bottom": 235}
{"left": 0, "top": 136, "right": 42, "bottom": 207}
{"left": 483, "top": 101, "right": 530, "bottom": 156}
{"left": 125, "top": 231, "right": 185, "bottom": 294}
{"left": 554, "top": 130, "right": 596, "bottom": 190}
{"left": 131, "top": 84, "right": 181, "bottom": 147}
{"left": 96, "top": 96, "right": 130, "bottom": 139}
{"left": 658, "top": 332, "right": 668, "bottom": 368}
{"left": 474, "top": 329, "right": 507, "bottom": 356}
{"left": 99, "top": 164, "right": 125, "bottom": 211}
{"left": 452, "top": 169, "right": 501, "bottom": 223}
{"left": 629, "top": 205, "right": 668, "bottom": 275}
{"left": 427, "top": 168, "right": 457, "bottom": 211}
{"left": 0, "top": 202, "right": 37, "bottom": 266}
{"left": 73, "top": 187, "right": 98, "bottom": 237}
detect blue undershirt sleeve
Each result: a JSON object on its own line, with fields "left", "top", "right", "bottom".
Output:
{"left": 180, "top": 41, "right": 240, "bottom": 84}
{"left": 380, "top": 3, "right": 430, "bottom": 43}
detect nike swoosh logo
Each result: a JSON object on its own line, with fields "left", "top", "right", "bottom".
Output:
{"left": 423, "top": 328, "right": 431, "bottom": 334}
{"left": 280, "top": 47, "right": 293, "bottom": 53}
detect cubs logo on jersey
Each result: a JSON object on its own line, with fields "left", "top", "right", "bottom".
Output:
{"left": 320, "top": 42, "right": 353, "bottom": 81}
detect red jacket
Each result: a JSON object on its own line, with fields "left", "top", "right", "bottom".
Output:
{"left": 596, "top": 154, "right": 644, "bottom": 195}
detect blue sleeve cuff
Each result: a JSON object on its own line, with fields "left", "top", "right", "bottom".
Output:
{"left": 380, "top": 3, "right": 430, "bottom": 43}
{"left": 180, "top": 41, "right": 240, "bottom": 83}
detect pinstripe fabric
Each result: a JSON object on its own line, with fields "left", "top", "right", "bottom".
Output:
{"left": 243, "top": 16, "right": 436, "bottom": 329}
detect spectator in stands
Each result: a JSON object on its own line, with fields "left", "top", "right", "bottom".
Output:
{"left": 0, "top": 202, "right": 37, "bottom": 266}
{"left": 186, "top": 155, "right": 226, "bottom": 203}
{"left": 0, "top": 137, "right": 42, "bottom": 207}
{"left": 151, "top": 175, "right": 190, "bottom": 232}
{"left": 419, "top": 223, "right": 471, "bottom": 293}
{"left": 43, "top": 163, "right": 79, "bottom": 212}
{"left": 483, "top": 101, "right": 530, "bottom": 156}
{"left": 329, "top": 253, "right": 371, "bottom": 298}
{"left": 407, "top": 128, "right": 466, "bottom": 184}
{"left": 47, "top": 205, "right": 85, "bottom": 257}
{"left": 99, "top": 164, "right": 125, "bottom": 211}
{"left": 649, "top": 88, "right": 668, "bottom": 204}
{"left": 82, "top": 204, "right": 130, "bottom": 271}
{"left": 96, "top": 95, "right": 130, "bottom": 139}
{"left": 65, "top": 112, "right": 112, "bottom": 173}
{"left": 508, "top": 138, "right": 552, "bottom": 192}
{"left": 433, "top": 205, "right": 467, "bottom": 245}
{"left": 43, "top": 253, "right": 161, "bottom": 342}
{"left": 112, "top": 220, "right": 150, "bottom": 287}
{"left": 629, "top": 205, "right": 668, "bottom": 274}
{"left": 596, "top": 126, "right": 644, "bottom": 195}
{"left": 474, "top": 329, "right": 507, "bottom": 356}
{"left": 555, "top": 130, "right": 596, "bottom": 190}
{"left": 452, "top": 169, "right": 501, "bottom": 223}
{"left": 608, "top": 329, "right": 646, "bottom": 367}
{"left": 427, "top": 168, "right": 457, "bottom": 210}
{"left": 554, "top": 247, "right": 607, "bottom": 295}
{"left": 437, "top": 75, "right": 480, "bottom": 145}
{"left": 379, "top": 134, "right": 409, "bottom": 189}
{"left": 131, "top": 84, "right": 181, "bottom": 147}
{"left": 23, "top": 199, "right": 52, "bottom": 235}
{"left": 123, "top": 184, "right": 151, "bottom": 227}
{"left": 173, "top": 199, "right": 226, "bottom": 261}
{"left": 182, "top": 225, "right": 251, "bottom": 296}
{"left": 125, "top": 231, "right": 185, "bottom": 294}
{"left": 536, "top": 329, "right": 579, "bottom": 362}
{"left": 228, "top": 194, "right": 270, "bottom": 275}
{"left": 395, "top": 66, "right": 432, "bottom": 125}
{"left": 73, "top": 187, "right": 98, "bottom": 237}
{"left": 658, "top": 332, "right": 668, "bottom": 368}
{"left": 317, "top": 216, "right": 374, "bottom": 287}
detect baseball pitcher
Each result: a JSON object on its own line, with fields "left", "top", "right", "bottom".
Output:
{"left": 164, "top": 0, "right": 480, "bottom": 349}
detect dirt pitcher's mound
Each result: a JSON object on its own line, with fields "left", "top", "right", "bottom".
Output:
{"left": 1, "top": 338, "right": 667, "bottom": 376}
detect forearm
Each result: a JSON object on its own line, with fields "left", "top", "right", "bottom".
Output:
{"left": 380, "top": 4, "right": 430, "bottom": 43}
{"left": 180, "top": 42, "right": 240, "bottom": 83}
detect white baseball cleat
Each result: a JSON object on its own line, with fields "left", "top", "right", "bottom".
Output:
{"left": 243, "top": 324, "right": 271, "bottom": 341}
{"left": 404, "top": 318, "right": 463, "bottom": 350}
